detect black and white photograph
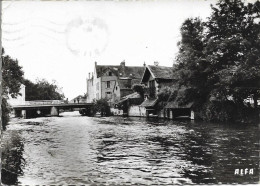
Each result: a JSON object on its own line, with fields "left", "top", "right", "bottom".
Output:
{"left": 1, "top": 0, "right": 259, "bottom": 185}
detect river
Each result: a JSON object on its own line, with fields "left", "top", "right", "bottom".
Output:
{"left": 1, "top": 111, "right": 259, "bottom": 185}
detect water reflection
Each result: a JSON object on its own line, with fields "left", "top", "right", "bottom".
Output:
{"left": 1, "top": 113, "right": 259, "bottom": 184}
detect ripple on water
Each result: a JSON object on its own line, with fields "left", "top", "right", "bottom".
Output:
{"left": 1, "top": 113, "right": 259, "bottom": 185}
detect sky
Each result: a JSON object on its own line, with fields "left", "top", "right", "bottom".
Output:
{"left": 2, "top": 0, "right": 217, "bottom": 100}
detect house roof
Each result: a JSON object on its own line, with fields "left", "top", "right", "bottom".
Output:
{"left": 140, "top": 98, "right": 158, "bottom": 107}
{"left": 122, "top": 92, "right": 141, "bottom": 99}
{"left": 96, "top": 65, "right": 145, "bottom": 79}
{"left": 96, "top": 65, "right": 119, "bottom": 77}
{"left": 118, "top": 78, "right": 132, "bottom": 89}
{"left": 148, "top": 65, "right": 175, "bottom": 79}
{"left": 165, "top": 101, "right": 193, "bottom": 109}
{"left": 141, "top": 65, "right": 175, "bottom": 83}
{"left": 116, "top": 92, "right": 141, "bottom": 104}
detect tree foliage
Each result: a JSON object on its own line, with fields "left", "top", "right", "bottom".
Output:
{"left": 175, "top": 18, "right": 207, "bottom": 106}
{"left": 24, "top": 78, "right": 65, "bottom": 100}
{"left": 132, "top": 84, "right": 145, "bottom": 98}
{"left": 157, "top": 86, "right": 177, "bottom": 102}
{"left": 2, "top": 49, "right": 24, "bottom": 98}
{"left": 174, "top": 0, "right": 260, "bottom": 122}
{"left": 204, "top": 0, "right": 260, "bottom": 105}
{"left": 1, "top": 49, "right": 24, "bottom": 130}
{"left": 92, "top": 98, "right": 111, "bottom": 116}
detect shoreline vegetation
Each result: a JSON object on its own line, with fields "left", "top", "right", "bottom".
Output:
{"left": 165, "top": 0, "right": 260, "bottom": 123}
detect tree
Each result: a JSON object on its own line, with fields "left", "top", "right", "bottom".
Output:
{"left": 2, "top": 49, "right": 24, "bottom": 98}
{"left": 1, "top": 48, "right": 24, "bottom": 129}
{"left": 132, "top": 84, "right": 145, "bottom": 98}
{"left": 204, "top": 0, "right": 260, "bottom": 108}
{"left": 24, "top": 78, "right": 65, "bottom": 100}
{"left": 92, "top": 98, "right": 111, "bottom": 116}
{"left": 157, "top": 86, "right": 176, "bottom": 102}
{"left": 175, "top": 18, "right": 208, "bottom": 107}
{"left": 174, "top": 0, "right": 260, "bottom": 122}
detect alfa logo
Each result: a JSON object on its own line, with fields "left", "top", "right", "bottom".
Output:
{"left": 234, "top": 168, "right": 254, "bottom": 175}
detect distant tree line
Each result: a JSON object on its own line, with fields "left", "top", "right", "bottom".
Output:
{"left": 24, "top": 79, "right": 64, "bottom": 101}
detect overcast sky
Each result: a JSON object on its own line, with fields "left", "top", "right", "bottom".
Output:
{"left": 2, "top": 0, "right": 217, "bottom": 100}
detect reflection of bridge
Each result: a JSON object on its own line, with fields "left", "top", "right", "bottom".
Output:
{"left": 12, "top": 100, "right": 93, "bottom": 118}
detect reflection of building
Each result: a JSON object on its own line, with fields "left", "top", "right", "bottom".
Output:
{"left": 8, "top": 84, "right": 26, "bottom": 106}
{"left": 86, "top": 61, "right": 145, "bottom": 106}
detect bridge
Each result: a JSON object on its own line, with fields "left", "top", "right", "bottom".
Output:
{"left": 12, "top": 100, "right": 93, "bottom": 118}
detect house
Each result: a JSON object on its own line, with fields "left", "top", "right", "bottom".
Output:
{"left": 113, "top": 91, "right": 143, "bottom": 116}
{"left": 139, "top": 62, "right": 176, "bottom": 117}
{"left": 86, "top": 61, "right": 145, "bottom": 106}
{"left": 8, "top": 84, "right": 26, "bottom": 106}
{"left": 139, "top": 63, "right": 195, "bottom": 119}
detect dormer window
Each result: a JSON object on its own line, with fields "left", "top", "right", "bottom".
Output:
{"left": 109, "top": 72, "right": 112, "bottom": 76}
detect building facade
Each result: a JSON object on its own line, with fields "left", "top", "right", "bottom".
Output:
{"left": 86, "top": 61, "right": 145, "bottom": 106}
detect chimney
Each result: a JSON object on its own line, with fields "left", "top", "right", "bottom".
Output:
{"left": 95, "top": 61, "right": 97, "bottom": 67}
{"left": 92, "top": 72, "right": 93, "bottom": 78}
{"left": 120, "top": 60, "right": 125, "bottom": 67}
{"left": 143, "top": 62, "right": 146, "bottom": 67}
{"left": 120, "top": 60, "right": 126, "bottom": 76}
{"left": 88, "top": 73, "right": 90, "bottom": 79}
{"left": 154, "top": 61, "right": 159, "bottom": 66}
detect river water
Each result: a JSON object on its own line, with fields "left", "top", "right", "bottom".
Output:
{"left": 1, "top": 111, "right": 259, "bottom": 185}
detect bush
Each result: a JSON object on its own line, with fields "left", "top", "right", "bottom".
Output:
{"left": 197, "top": 100, "right": 259, "bottom": 123}
{"left": 2, "top": 97, "right": 11, "bottom": 130}
{"left": 92, "top": 98, "right": 111, "bottom": 116}
{"left": 132, "top": 84, "right": 145, "bottom": 98}
{"left": 1, "top": 132, "right": 25, "bottom": 185}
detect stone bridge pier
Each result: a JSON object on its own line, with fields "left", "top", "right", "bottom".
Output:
{"left": 14, "top": 109, "right": 27, "bottom": 118}
{"left": 50, "top": 106, "right": 59, "bottom": 116}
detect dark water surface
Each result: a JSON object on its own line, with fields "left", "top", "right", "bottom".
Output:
{"left": 1, "top": 112, "right": 259, "bottom": 185}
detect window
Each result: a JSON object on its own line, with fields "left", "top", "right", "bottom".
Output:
{"left": 106, "top": 92, "right": 112, "bottom": 99}
{"left": 107, "top": 81, "right": 110, "bottom": 88}
{"left": 109, "top": 72, "right": 112, "bottom": 76}
{"left": 149, "top": 80, "right": 155, "bottom": 88}
{"left": 149, "top": 80, "right": 156, "bottom": 98}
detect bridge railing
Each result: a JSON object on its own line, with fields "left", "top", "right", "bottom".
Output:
{"left": 24, "top": 100, "right": 66, "bottom": 105}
